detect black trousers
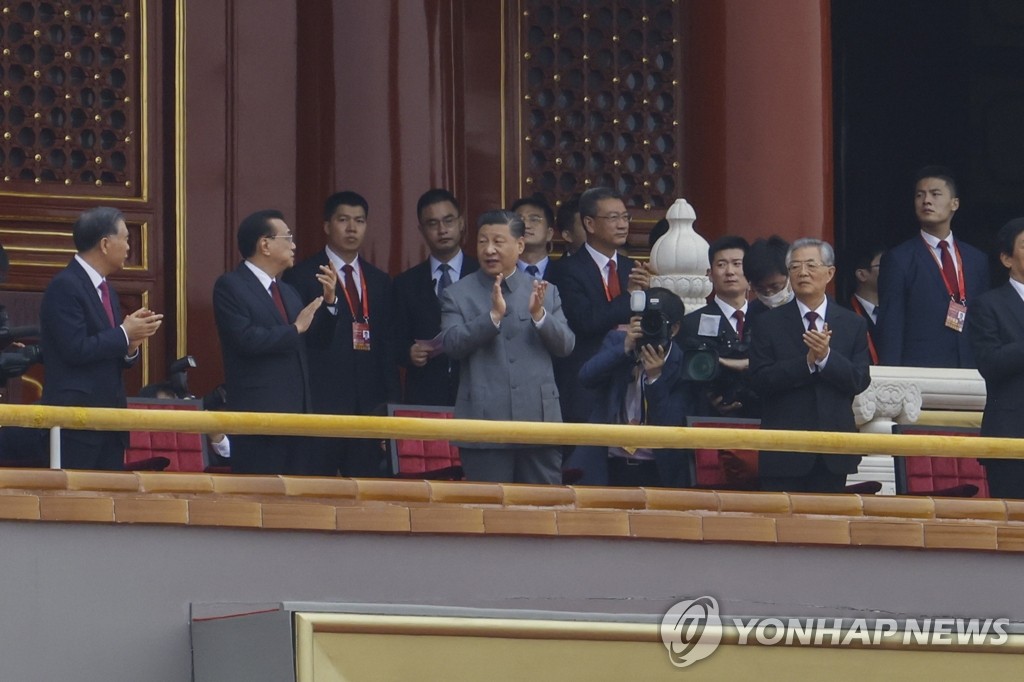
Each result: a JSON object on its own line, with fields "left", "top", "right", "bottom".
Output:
{"left": 60, "top": 429, "right": 125, "bottom": 471}
{"left": 984, "top": 460, "right": 1024, "bottom": 499}
{"left": 760, "top": 456, "right": 846, "bottom": 493}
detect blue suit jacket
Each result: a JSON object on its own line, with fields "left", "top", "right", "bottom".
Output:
{"left": 572, "top": 330, "right": 693, "bottom": 487}
{"left": 876, "top": 235, "right": 990, "bottom": 368}
{"left": 41, "top": 258, "right": 135, "bottom": 411}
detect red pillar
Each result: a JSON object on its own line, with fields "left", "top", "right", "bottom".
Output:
{"left": 684, "top": 0, "right": 832, "bottom": 245}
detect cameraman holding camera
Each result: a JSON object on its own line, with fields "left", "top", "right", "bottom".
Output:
{"left": 679, "top": 236, "right": 761, "bottom": 419}
{"left": 573, "top": 287, "right": 693, "bottom": 487}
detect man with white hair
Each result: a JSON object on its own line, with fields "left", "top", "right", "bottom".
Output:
{"left": 748, "top": 238, "right": 871, "bottom": 493}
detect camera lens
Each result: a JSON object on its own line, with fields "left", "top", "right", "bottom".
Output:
{"left": 685, "top": 349, "right": 720, "bottom": 382}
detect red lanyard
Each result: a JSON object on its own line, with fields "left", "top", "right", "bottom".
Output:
{"left": 920, "top": 235, "right": 966, "bottom": 303}
{"left": 849, "top": 296, "right": 879, "bottom": 364}
{"left": 340, "top": 268, "right": 370, "bottom": 321}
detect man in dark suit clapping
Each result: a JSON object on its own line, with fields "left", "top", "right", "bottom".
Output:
{"left": 213, "top": 210, "right": 334, "bottom": 475}
{"left": 41, "top": 207, "right": 164, "bottom": 470}
{"left": 749, "top": 238, "right": 871, "bottom": 493}
{"left": 285, "top": 191, "right": 400, "bottom": 476}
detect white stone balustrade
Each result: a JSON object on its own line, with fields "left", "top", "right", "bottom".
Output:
{"left": 849, "top": 366, "right": 985, "bottom": 494}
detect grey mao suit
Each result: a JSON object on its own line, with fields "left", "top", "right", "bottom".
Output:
{"left": 440, "top": 269, "right": 575, "bottom": 483}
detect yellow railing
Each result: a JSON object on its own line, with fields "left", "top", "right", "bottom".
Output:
{"left": 0, "top": 403, "right": 1020, "bottom": 460}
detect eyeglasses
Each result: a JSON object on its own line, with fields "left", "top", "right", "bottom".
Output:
{"left": 266, "top": 234, "right": 294, "bottom": 242}
{"left": 422, "top": 215, "right": 461, "bottom": 231}
{"left": 594, "top": 213, "right": 631, "bottom": 224}
{"left": 788, "top": 260, "right": 827, "bottom": 274}
{"left": 520, "top": 214, "right": 547, "bottom": 225}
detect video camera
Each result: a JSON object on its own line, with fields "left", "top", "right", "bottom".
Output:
{"left": 629, "top": 290, "right": 672, "bottom": 351}
{"left": 682, "top": 331, "right": 757, "bottom": 408}
{"left": 0, "top": 306, "right": 42, "bottom": 382}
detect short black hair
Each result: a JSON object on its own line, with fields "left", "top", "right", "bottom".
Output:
{"left": 73, "top": 206, "right": 124, "bottom": 252}
{"left": 237, "top": 209, "right": 285, "bottom": 258}
{"left": 914, "top": 165, "right": 958, "bottom": 198}
{"left": 477, "top": 210, "right": 525, "bottom": 239}
{"left": 323, "top": 191, "right": 369, "bottom": 221}
{"left": 649, "top": 219, "right": 669, "bottom": 249}
{"left": 579, "top": 187, "right": 622, "bottom": 219}
{"left": 556, "top": 196, "right": 580, "bottom": 234}
{"left": 708, "top": 235, "right": 750, "bottom": 264}
{"left": 997, "top": 217, "right": 1024, "bottom": 257}
{"left": 510, "top": 193, "right": 555, "bottom": 227}
{"left": 853, "top": 245, "right": 885, "bottom": 272}
{"left": 139, "top": 381, "right": 176, "bottom": 399}
{"left": 646, "top": 287, "right": 685, "bottom": 327}
{"left": 743, "top": 235, "right": 789, "bottom": 285}
{"left": 417, "top": 188, "right": 460, "bottom": 221}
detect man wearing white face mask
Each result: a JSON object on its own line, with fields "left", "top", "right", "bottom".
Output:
{"left": 744, "top": 236, "right": 793, "bottom": 318}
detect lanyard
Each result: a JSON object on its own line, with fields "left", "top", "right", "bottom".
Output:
{"left": 340, "top": 270, "right": 370, "bottom": 322}
{"left": 920, "top": 235, "right": 966, "bottom": 303}
{"left": 849, "top": 296, "right": 879, "bottom": 365}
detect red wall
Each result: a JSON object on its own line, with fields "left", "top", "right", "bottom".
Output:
{"left": 684, "top": 0, "right": 832, "bottom": 244}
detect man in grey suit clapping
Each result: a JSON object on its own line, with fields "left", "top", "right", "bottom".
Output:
{"left": 441, "top": 210, "right": 575, "bottom": 484}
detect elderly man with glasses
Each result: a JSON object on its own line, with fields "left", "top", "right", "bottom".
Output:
{"left": 748, "top": 238, "right": 871, "bottom": 493}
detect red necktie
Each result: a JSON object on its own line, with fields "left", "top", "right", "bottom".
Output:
{"left": 805, "top": 311, "right": 819, "bottom": 332}
{"left": 938, "top": 241, "right": 960, "bottom": 300}
{"left": 606, "top": 259, "right": 621, "bottom": 300}
{"left": 342, "top": 264, "right": 362, "bottom": 316}
{"left": 269, "top": 280, "right": 289, "bottom": 323}
{"left": 732, "top": 310, "right": 744, "bottom": 339}
{"left": 98, "top": 280, "right": 116, "bottom": 327}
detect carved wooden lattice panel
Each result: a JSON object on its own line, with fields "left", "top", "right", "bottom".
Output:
{"left": 0, "top": 0, "right": 140, "bottom": 197}
{"left": 516, "top": 0, "right": 682, "bottom": 211}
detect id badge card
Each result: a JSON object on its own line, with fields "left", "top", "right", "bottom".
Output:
{"left": 945, "top": 300, "right": 967, "bottom": 333}
{"left": 352, "top": 322, "right": 372, "bottom": 351}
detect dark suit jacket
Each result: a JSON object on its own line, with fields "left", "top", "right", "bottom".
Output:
{"left": 576, "top": 330, "right": 693, "bottom": 486}
{"left": 213, "top": 263, "right": 315, "bottom": 415}
{"left": 679, "top": 301, "right": 760, "bottom": 418}
{"left": 552, "top": 247, "right": 635, "bottom": 422}
{"left": 40, "top": 259, "right": 136, "bottom": 445}
{"left": 748, "top": 298, "right": 871, "bottom": 476}
{"left": 284, "top": 252, "right": 399, "bottom": 415}
{"left": 392, "top": 255, "right": 478, "bottom": 406}
{"left": 968, "top": 283, "right": 1024, "bottom": 449}
{"left": 876, "top": 235, "right": 990, "bottom": 368}
{"left": 844, "top": 295, "right": 879, "bottom": 364}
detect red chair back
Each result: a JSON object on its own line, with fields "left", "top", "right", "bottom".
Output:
{"left": 387, "top": 404, "right": 461, "bottom": 479}
{"left": 686, "top": 417, "right": 761, "bottom": 490}
{"left": 125, "top": 398, "right": 208, "bottom": 472}
{"left": 891, "top": 425, "right": 988, "bottom": 497}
